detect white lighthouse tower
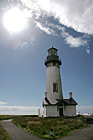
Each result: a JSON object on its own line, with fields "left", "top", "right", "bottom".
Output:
{"left": 43, "top": 47, "right": 63, "bottom": 117}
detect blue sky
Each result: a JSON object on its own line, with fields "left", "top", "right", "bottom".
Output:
{"left": 0, "top": 0, "right": 93, "bottom": 115}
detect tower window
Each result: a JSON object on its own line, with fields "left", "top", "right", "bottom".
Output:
{"left": 53, "top": 83, "right": 58, "bottom": 92}
{"left": 53, "top": 62, "right": 56, "bottom": 66}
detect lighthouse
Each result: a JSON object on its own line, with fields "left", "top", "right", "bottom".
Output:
{"left": 43, "top": 47, "right": 63, "bottom": 117}
{"left": 45, "top": 47, "right": 63, "bottom": 103}
{"left": 43, "top": 47, "right": 78, "bottom": 117}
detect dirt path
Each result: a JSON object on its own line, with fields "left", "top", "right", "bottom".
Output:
{"left": 60, "top": 124, "right": 93, "bottom": 140}
{"left": 0, "top": 120, "right": 42, "bottom": 140}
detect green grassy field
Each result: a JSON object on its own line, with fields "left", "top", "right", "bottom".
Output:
{"left": 13, "top": 115, "right": 87, "bottom": 139}
{"left": 0, "top": 115, "right": 18, "bottom": 140}
{"left": 0, "top": 125, "right": 9, "bottom": 140}
{"left": 0, "top": 115, "right": 37, "bottom": 140}
{"left": 0, "top": 115, "right": 16, "bottom": 121}
{"left": 0, "top": 115, "right": 92, "bottom": 139}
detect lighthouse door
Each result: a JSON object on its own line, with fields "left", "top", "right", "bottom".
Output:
{"left": 59, "top": 108, "right": 63, "bottom": 116}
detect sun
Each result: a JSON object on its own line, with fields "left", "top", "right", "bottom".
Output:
{"left": 3, "top": 7, "right": 27, "bottom": 33}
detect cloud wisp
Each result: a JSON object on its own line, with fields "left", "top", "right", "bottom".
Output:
{"left": 77, "top": 106, "right": 93, "bottom": 114}
{"left": 19, "top": 0, "right": 93, "bottom": 35}
{"left": 0, "top": 101, "right": 8, "bottom": 106}
{"left": 61, "top": 30, "right": 88, "bottom": 48}
{"left": 0, "top": 100, "right": 39, "bottom": 115}
{"left": 35, "top": 21, "right": 89, "bottom": 49}
{"left": 1, "top": 0, "right": 92, "bottom": 51}
{"left": 19, "top": 0, "right": 92, "bottom": 51}
{"left": 0, "top": 105, "right": 39, "bottom": 115}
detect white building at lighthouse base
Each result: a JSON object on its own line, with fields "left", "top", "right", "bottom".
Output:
{"left": 43, "top": 92, "right": 77, "bottom": 117}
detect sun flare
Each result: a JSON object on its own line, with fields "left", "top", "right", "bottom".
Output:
{"left": 3, "top": 7, "right": 27, "bottom": 33}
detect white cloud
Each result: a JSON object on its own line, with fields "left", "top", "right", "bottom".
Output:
{"left": 61, "top": 30, "right": 88, "bottom": 47}
{"left": 0, "top": 101, "right": 8, "bottom": 106}
{"left": 1, "top": 0, "right": 91, "bottom": 50}
{"left": 0, "top": 105, "right": 40, "bottom": 115}
{"left": 35, "top": 21, "right": 55, "bottom": 35}
{"left": 45, "top": 22, "right": 88, "bottom": 48}
{"left": 0, "top": 101, "right": 39, "bottom": 115}
{"left": 17, "top": 0, "right": 91, "bottom": 49}
{"left": 77, "top": 106, "right": 93, "bottom": 114}
{"left": 15, "top": 41, "right": 33, "bottom": 49}
{"left": 86, "top": 49, "right": 90, "bottom": 54}
{"left": 20, "top": 0, "right": 93, "bottom": 35}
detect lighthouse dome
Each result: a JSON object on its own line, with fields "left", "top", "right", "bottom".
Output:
{"left": 45, "top": 47, "right": 62, "bottom": 66}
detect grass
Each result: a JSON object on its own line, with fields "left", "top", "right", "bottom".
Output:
{"left": 0, "top": 115, "right": 28, "bottom": 120}
{"left": 0, "top": 115, "right": 91, "bottom": 139}
{"left": 0, "top": 115, "right": 12, "bottom": 140}
{"left": 0, "top": 125, "right": 9, "bottom": 140}
{"left": 0, "top": 115, "right": 37, "bottom": 140}
{"left": 0, "top": 115, "right": 19, "bottom": 140}
{"left": 13, "top": 115, "right": 88, "bottom": 139}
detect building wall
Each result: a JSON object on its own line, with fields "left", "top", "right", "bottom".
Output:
{"left": 63, "top": 105, "right": 76, "bottom": 116}
{"left": 46, "top": 65, "right": 63, "bottom": 103}
{"left": 43, "top": 106, "right": 46, "bottom": 117}
{"left": 43, "top": 105, "right": 59, "bottom": 117}
{"left": 38, "top": 108, "right": 43, "bottom": 117}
